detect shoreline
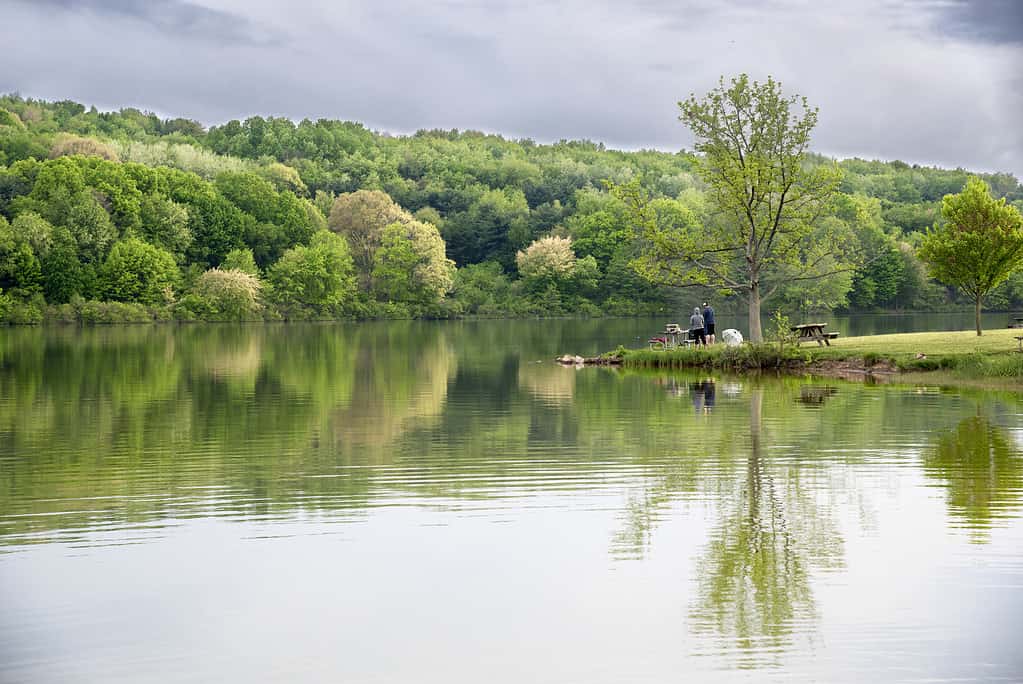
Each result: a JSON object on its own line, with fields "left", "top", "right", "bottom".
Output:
{"left": 567, "top": 328, "right": 1023, "bottom": 387}
{"left": 3, "top": 304, "right": 1023, "bottom": 327}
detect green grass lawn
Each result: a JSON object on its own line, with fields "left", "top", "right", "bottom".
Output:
{"left": 796, "top": 327, "right": 1021, "bottom": 381}
{"left": 811, "top": 327, "right": 1023, "bottom": 380}
{"left": 619, "top": 327, "right": 1023, "bottom": 380}
{"left": 818, "top": 327, "right": 1023, "bottom": 358}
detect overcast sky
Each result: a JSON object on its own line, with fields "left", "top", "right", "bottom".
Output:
{"left": 2, "top": 0, "right": 1021, "bottom": 177}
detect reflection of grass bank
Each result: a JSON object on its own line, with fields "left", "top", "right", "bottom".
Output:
{"left": 617, "top": 328, "right": 1023, "bottom": 381}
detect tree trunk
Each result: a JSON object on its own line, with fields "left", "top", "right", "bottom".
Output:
{"left": 748, "top": 282, "right": 763, "bottom": 343}
{"left": 975, "top": 296, "right": 982, "bottom": 336}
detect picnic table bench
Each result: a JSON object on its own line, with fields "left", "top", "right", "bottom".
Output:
{"left": 1015, "top": 335, "right": 1023, "bottom": 352}
{"left": 649, "top": 323, "right": 693, "bottom": 350}
{"left": 791, "top": 323, "right": 839, "bottom": 346}
{"left": 1010, "top": 316, "right": 1023, "bottom": 329}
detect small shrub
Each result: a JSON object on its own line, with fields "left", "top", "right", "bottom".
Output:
{"left": 986, "top": 354, "right": 1023, "bottom": 377}
{"left": 45, "top": 302, "right": 79, "bottom": 324}
{"left": 191, "top": 268, "right": 262, "bottom": 321}
{"left": 75, "top": 300, "right": 155, "bottom": 324}
{"left": 0, "top": 293, "right": 43, "bottom": 324}
{"left": 171, "top": 294, "right": 201, "bottom": 321}
{"left": 574, "top": 301, "right": 603, "bottom": 318}
{"left": 768, "top": 309, "right": 797, "bottom": 351}
{"left": 358, "top": 300, "right": 411, "bottom": 319}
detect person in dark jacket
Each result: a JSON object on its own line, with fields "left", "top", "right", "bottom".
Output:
{"left": 689, "top": 307, "right": 706, "bottom": 346}
{"left": 702, "top": 302, "right": 716, "bottom": 345}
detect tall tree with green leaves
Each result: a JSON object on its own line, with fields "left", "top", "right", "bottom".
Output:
{"left": 619, "top": 75, "right": 849, "bottom": 341}
{"left": 918, "top": 177, "right": 1023, "bottom": 336}
{"left": 267, "top": 231, "right": 356, "bottom": 318}
{"left": 371, "top": 219, "right": 455, "bottom": 307}
{"left": 99, "top": 237, "right": 178, "bottom": 305}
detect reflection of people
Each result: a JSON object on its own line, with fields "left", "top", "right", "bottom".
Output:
{"left": 702, "top": 302, "right": 716, "bottom": 345}
{"left": 689, "top": 307, "right": 707, "bottom": 346}
{"left": 690, "top": 380, "right": 715, "bottom": 414}
{"left": 702, "top": 380, "right": 715, "bottom": 411}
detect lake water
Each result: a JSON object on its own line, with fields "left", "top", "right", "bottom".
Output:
{"left": 1, "top": 317, "right": 1022, "bottom": 683}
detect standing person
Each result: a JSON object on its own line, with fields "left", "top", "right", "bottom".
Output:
{"left": 689, "top": 307, "right": 706, "bottom": 346}
{"left": 702, "top": 302, "right": 716, "bottom": 345}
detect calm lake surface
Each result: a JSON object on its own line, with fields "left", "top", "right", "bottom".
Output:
{"left": 1, "top": 316, "right": 1022, "bottom": 683}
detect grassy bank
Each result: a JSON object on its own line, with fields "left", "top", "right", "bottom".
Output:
{"left": 816, "top": 328, "right": 1022, "bottom": 373}
{"left": 616, "top": 327, "right": 1023, "bottom": 380}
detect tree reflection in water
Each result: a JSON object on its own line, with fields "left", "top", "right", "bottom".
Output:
{"left": 610, "top": 385, "right": 848, "bottom": 668}
{"left": 924, "top": 414, "right": 1023, "bottom": 544}
{"left": 689, "top": 389, "right": 823, "bottom": 668}
{"left": 3, "top": 322, "right": 1022, "bottom": 670}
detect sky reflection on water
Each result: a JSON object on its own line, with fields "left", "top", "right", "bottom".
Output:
{"left": 1, "top": 319, "right": 1022, "bottom": 683}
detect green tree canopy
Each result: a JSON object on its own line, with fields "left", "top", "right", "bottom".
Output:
{"left": 99, "top": 237, "right": 178, "bottom": 305}
{"left": 0, "top": 215, "right": 42, "bottom": 296}
{"left": 138, "top": 193, "right": 192, "bottom": 262}
{"left": 371, "top": 219, "right": 455, "bottom": 307}
{"left": 443, "top": 187, "right": 530, "bottom": 269}
{"left": 620, "top": 74, "right": 851, "bottom": 341}
{"left": 221, "top": 247, "right": 260, "bottom": 276}
{"left": 2, "top": 93, "right": 1023, "bottom": 319}
{"left": 61, "top": 189, "right": 117, "bottom": 264}
{"left": 11, "top": 211, "right": 55, "bottom": 259}
{"left": 267, "top": 231, "right": 356, "bottom": 317}
{"left": 215, "top": 171, "right": 315, "bottom": 267}
{"left": 918, "top": 177, "right": 1023, "bottom": 335}
{"left": 40, "top": 225, "right": 83, "bottom": 303}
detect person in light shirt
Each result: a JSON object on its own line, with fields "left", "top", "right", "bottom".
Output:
{"left": 689, "top": 307, "right": 706, "bottom": 346}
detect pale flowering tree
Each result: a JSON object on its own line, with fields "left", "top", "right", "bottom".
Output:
{"left": 259, "top": 162, "right": 308, "bottom": 196}
{"left": 49, "top": 134, "right": 120, "bottom": 161}
{"left": 193, "top": 268, "right": 263, "bottom": 320}
{"left": 516, "top": 236, "right": 576, "bottom": 285}
{"left": 328, "top": 190, "right": 413, "bottom": 280}
{"left": 516, "top": 235, "right": 597, "bottom": 298}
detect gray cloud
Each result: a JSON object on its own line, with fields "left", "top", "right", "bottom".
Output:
{"left": 935, "top": 0, "right": 1023, "bottom": 45}
{"left": 15, "top": 0, "right": 285, "bottom": 45}
{"left": 1, "top": 0, "right": 1021, "bottom": 178}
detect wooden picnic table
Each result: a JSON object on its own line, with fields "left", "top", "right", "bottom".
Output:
{"left": 791, "top": 323, "right": 838, "bottom": 346}
{"left": 649, "top": 323, "right": 692, "bottom": 350}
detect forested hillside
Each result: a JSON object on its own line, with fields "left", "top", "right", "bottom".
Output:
{"left": 1, "top": 95, "right": 1021, "bottom": 323}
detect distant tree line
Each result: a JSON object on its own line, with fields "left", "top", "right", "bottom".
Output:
{"left": 0, "top": 94, "right": 1021, "bottom": 324}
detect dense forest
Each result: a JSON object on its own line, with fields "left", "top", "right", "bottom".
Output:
{"left": 1, "top": 95, "right": 1021, "bottom": 324}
